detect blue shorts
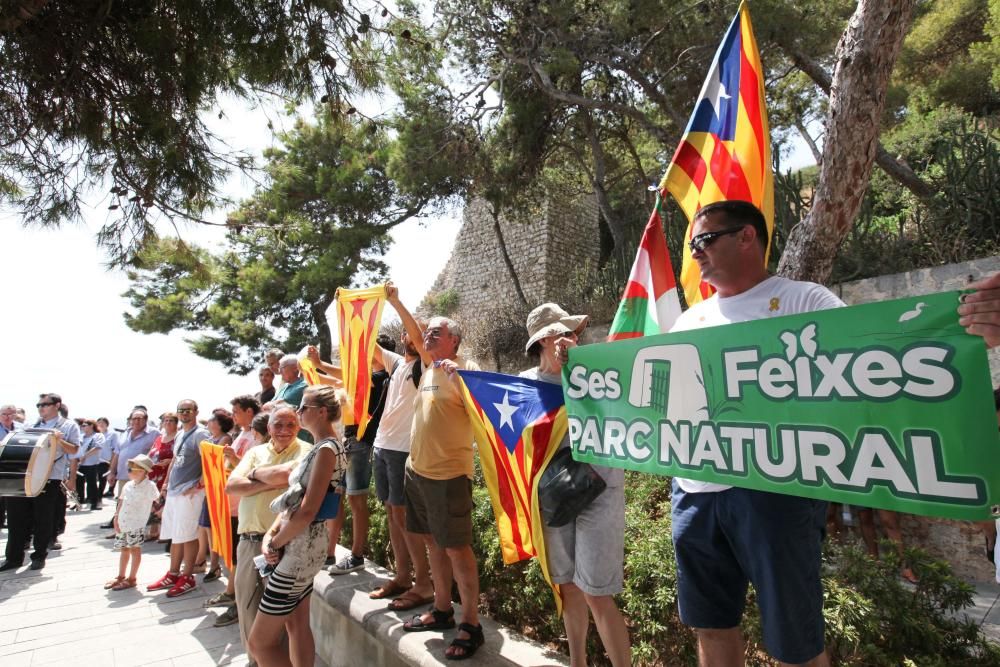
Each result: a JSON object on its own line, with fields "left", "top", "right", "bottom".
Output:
{"left": 671, "top": 481, "right": 828, "bottom": 664}
{"left": 373, "top": 448, "right": 408, "bottom": 506}
{"left": 344, "top": 440, "right": 373, "bottom": 496}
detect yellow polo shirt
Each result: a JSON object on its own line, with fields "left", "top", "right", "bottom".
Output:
{"left": 231, "top": 438, "right": 312, "bottom": 535}
{"left": 409, "top": 356, "right": 480, "bottom": 480}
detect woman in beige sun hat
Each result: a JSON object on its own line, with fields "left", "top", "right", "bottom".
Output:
{"left": 520, "top": 302, "right": 631, "bottom": 667}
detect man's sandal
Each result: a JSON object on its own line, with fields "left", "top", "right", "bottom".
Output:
{"left": 104, "top": 576, "right": 125, "bottom": 590}
{"left": 446, "top": 622, "right": 484, "bottom": 660}
{"left": 402, "top": 607, "right": 455, "bottom": 632}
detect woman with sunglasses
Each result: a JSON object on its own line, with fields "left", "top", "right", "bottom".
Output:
{"left": 249, "top": 386, "right": 347, "bottom": 667}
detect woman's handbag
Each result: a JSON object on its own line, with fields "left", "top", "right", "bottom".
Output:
{"left": 537, "top": 447, "right": 607, "bottom": 527}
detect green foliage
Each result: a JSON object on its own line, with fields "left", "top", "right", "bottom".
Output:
{"left": 422, "top": 289, "right": 460, "bottom": 316}
{"left": 356, "top": 462, "right": 1000, "bottom": 666}
{"left": 0, "top": 0, "right": 421, "bottom": 264}
{"left": 123, "top": 110, "right": 428, "bottom": 371}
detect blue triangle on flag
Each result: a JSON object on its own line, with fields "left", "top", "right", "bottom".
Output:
{"left": 458, "top": 370, "right": 564, "bottom": 454}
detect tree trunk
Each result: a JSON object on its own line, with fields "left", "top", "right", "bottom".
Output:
{"left": 311, "top": 297, "right": 334, "bottom": 362}
{"left": 584, "top": 111, "right": 626, "bottom": 250}
{"left": 490, "top": 205, "right": 529, "bottom": 306}
{"left": 774, "top": 33, "right": 935, "bottom": 201}
{"left": 777, "top": 0, "right": 918, "bottom": 283}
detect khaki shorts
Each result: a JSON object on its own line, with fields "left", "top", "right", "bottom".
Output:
{"left": 404, "top": 466, "right": 473, "bottom": 548}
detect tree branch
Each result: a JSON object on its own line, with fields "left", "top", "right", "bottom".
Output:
{"left": 0, "top": 0, "right": 50, "bottom": 32}
{"left": 775, "top": 35, "right": 936, "bottom": 200}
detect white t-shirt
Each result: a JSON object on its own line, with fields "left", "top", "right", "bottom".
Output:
{"left": 669, "top": 275, "right": 845, "bottom": 494}
{"left": 117, "top": 478, "right": 160, "bottom": 533}
{"left": 372, "top": 350, "right": 423, "bottom": 453}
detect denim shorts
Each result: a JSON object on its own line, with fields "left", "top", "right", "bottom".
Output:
{"left": 671, "top": 481, "right": 828, "bottom": 664}
{"left": 344, "top": 440, "right": 373, "bottom": 496}
{"left": 373, "top": 447, "right": 408, "bottom": 506}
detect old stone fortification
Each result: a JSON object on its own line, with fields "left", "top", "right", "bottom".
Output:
{"left": 421, "top": 196, "right": 600, "bottom": 319}
{"left": 427, "top": 204, "right": 1000, "bottom": 581}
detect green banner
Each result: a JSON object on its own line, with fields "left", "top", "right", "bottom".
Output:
{"left": 564, "top": 291, "right": 1000, "bottom": 520}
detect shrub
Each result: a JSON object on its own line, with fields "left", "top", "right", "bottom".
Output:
{"left": 352, "top": 464, "right": 1000, "bottom": 666}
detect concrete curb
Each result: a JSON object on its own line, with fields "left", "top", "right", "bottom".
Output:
{"left": 310, "top": 549, "right": 569, "bottom": 667}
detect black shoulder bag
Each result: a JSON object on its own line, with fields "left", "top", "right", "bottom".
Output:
{"left": 537, "top": 447, "right": 607, "bottom": 527}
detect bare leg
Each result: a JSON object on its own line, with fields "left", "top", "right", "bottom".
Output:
{"left": 779, "top": 650, "right": 831, "bottom": 667}
{"left": 696, "top": 627, "right": 743, "bottom": 667}
{"left": 168, "top": 542, "right": 184, "bottom": 574}
{"left": 444, "top": 544, "right": 480, "bottom": 659}
{"left": 326, "top": 515, "right": 344, "bottom": 558}
{"left": 585, "top": 593, "right": 631, "bottom": 667}
{"left": 128, "top": 548, "right": 141, "bottom": 580}
{"left": 877, "top": 510, "right": 916, "bottom": 582}
{"left": 410, "top": 536, "right": 453, "bottom": 626}
{"left": 286, "top": 597, "right": 314, "bottom": 667}
{"left": 856, "top": 508, "right": 878, "bottom": 558}
{"left": 402, "top": 524, "right": 433, "bottom": 598}
{"left": 386, "top": 504, "right": 412, "bottom": 587}
{"left": 248, "top": 611, "right": 293, "bottom": 667}
{"left": 559, "top": 583, "right": 589, "bottom": 667}
{"left": 181, "top": 539, "right": 199, "bottom": 576}
{"left": 117, "top": 549, "right": 129, "bottom": 579}
{"left": 349, "top": 494, "right": 369, "bottom": 557}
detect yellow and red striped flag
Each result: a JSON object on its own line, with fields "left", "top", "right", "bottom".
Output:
{"left": 334, "top": 285, "right": 387, "bottom": 439}
{"left": 297, "top": 346, "right": 322, "bottom": 386}
{"left": 199, "top": 441, "right": 233, "bottom": 570}
{"left": 662, "top": 1, "right": 773, "bottom": 306}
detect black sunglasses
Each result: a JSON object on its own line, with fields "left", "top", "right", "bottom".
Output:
{"left": 688, "top": 225, "right": 746, "bottom": 253}
{"left": 36, "top": 402, "right": 55, "bottom": 408}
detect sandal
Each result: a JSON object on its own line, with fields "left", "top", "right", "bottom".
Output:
{"left": 369, "top": 580, "right": 411, "bottom": 600}
{"left": 104, "top": 576, "right": 125, "bottom": 590}
{"left": 190, "top": 561, "right": 207, "bottom": 574}
{"left": 203, "top": 567, "right": 222, "bottom": 583}
{"left": 388, "top": 590, "right": 435, "bottom": 611}
{"left": 111, "top": 577, "right": 137, "bottom": 591}
{"left": 446, "top": 622, "right": 484, "bottom": 660}
{"left": 403, "top": 607, "right": 455, "bottom": 632}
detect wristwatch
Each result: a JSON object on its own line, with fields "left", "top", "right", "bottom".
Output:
{"left": 248, "top": 468, "right": 257, "bottom": 482}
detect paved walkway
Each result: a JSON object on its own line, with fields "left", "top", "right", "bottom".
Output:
{"left": 0, "top": 501, "right": 249, "bottom": 667}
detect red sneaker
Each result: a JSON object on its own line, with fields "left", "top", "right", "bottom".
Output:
{"left": 147, "top": 571, "right": 179, "bottom": 592}
{"left": 166, "top": 574, "right": 197, "bottom": 598}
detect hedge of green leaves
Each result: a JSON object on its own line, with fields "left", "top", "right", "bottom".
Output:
{"left": 349, "top": 466, "right": 1000, "bottom": 666}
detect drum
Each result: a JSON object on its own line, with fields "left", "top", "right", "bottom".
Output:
{"left": 0, "top": 429, "right": 62, "bottom": 497}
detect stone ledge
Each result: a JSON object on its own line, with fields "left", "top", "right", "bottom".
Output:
{"left": 310, "top": 549, "right": 569, "bottom": 667}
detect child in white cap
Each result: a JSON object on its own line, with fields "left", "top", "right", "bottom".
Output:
{"left": 105, "top": 454, "right": 159, "bottom": 591}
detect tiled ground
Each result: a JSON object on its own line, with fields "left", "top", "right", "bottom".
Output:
{"left": 0, "top": 501, "right": 248, "bottom": 667}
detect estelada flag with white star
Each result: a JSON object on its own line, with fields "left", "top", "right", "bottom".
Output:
{"left": 334, "top": 285, "right": 387, "bottom": 439}
{"left": 458, "top": 370, "right": 566, "bottom": 596}
{"left": 662, "top": 0, "right": 773, "bottom": 306}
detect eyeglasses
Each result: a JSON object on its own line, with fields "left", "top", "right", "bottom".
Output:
{"left": 162, "top": 418, "right": 178, "bottom": 423}
{"left": 128, "top": 467, "right": 145, "bottom": 473}
{"left": 688, "top": 226, "right": 746, "bottom": 253}
{"left": 36, "top": 402, "right": 55, "bottom": 408}
{"left": 177, "top": 408, "right": 194, "bottom": 413}
{"left": 296, "top": 405, "right": 323, "bottom": 413}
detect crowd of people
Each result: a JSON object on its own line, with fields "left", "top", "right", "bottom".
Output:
{"left": 2, "top": 200, "right": 1000, "bottom": 667}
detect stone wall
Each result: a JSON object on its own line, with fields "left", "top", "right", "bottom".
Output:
{"left": 833, "top": 255, "right": 1000, "bottom": 582}
{"left": 422, "top": 196, "right": 600, "bottom": 319}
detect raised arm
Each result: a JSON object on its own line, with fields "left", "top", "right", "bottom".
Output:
{"left": 386, "top": 284, "right": 430, "bottom": 367}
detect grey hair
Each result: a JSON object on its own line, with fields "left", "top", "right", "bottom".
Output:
{"left": 0, "top": 404, "right": 16, "bottom": 412}
{"left": 438, "top": 317, "right": 462, "bottom": 346}
{"left": 278, "top": 354, "right": 299, "bottom": 369}
{"left": 267, "top": 405, "right": 298, "bottom": 426}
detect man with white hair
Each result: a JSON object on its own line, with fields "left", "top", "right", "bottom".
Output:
{"left": 274, "top": 354, "right": 306, "bottom": 409}
{"left": 226, "top": 405, "right": 312, "bottom": 666}
{"left": 0, "top": 405, "right": 23, "bottom": 531}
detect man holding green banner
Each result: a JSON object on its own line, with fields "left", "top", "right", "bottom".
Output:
{"left": 667, "top": 201, "right": 844, "bottom": 667}
{"left": 564, "top": 200, "right": 1000, "bottom": 667}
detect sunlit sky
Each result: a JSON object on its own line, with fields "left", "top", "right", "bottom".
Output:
{"left": 3, "top": 92, "right": 815, "bottom": 430}
{"left": 2, "top": 96, "right": 461, "bottom": 429}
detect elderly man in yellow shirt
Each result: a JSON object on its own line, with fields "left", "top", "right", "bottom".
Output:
{"left": 225, "top": 406, "right": 313, "bottom": 666}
